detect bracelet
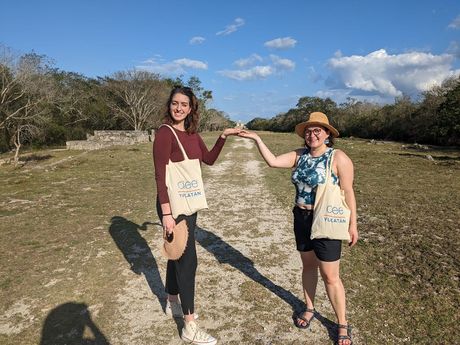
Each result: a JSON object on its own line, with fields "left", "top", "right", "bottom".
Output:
{"left": 162, "top": 213, "right": 172, "bottom": 216}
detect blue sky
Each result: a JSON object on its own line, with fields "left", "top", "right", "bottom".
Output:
{"left": 1, "top": 0, "right": 460, "bottom": 123}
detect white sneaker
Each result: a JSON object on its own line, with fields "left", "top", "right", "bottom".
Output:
{"left": 181, "top": 321, "right": 217, "bottom": 345}
{"left": 165, "top": 300, "right": 199, "bottom": 319}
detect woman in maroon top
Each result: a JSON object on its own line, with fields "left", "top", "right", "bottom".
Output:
{"left": 153, "top": 86, "right": 240, "bottom": 345}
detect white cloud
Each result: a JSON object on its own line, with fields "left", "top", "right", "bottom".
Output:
{"left": 234, "top": 54, "right": 263, "bottom": 68}
{"left": 137, "top": 56, "right": 207, "bottom": 75}
{"left": 264, "top": 37, "right": 297, "bottom": 49}
{"left": 447, "top": 41, "right": 460, "bottom": 58}
{"left": 173, "top": 58, "right": 208, "bottom": 70}
{"left": 307, "top": 66, "right": 322, "bottom": 83}
{"left": 327, "top": 49, "right": 460, "bottom": 98}
{"left": 218, "top": 66, "right": 274, "bottom": 81}
{"left": 216, "top": 18, "right": 245, "bottom": 36}
{"left": 316, "top": 88, "right": 389, "bottom": 104}
{"left": 270, "top": 55, "right": 295, "bottom": 70}
{"left": 220, "top": 54, "right": 295, "bottom": 81}
{"left": 189, "top": 36, "right": 205, "bottom": 45}
{"left": 448, "top": 14, "right": 460, "bottom": 29}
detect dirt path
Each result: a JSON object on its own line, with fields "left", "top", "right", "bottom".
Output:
{"left": 111, "top": 138, "right": 354, "bottom": 344}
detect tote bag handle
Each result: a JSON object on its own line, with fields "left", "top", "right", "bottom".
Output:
{"left": 315, "top": 149, "right": 335, "bottom": 201}
{"left": 325, "top": 149, "right": 334, "bottom": 184}
{"left": 159, "top": 124, "right": 190, "bottom": 161}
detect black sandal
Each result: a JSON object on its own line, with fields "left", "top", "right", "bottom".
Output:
{"left": 337, "top": 324, "right": 352, "bottom": 345}
{"left": 293, "top": 308, "right": 315, "bottom": 329}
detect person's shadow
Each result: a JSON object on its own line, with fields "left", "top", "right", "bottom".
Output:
{"left": 196, "top": 226, "right": 303, "bottom": 311}
{"left": 108, "top": 216, "right": 166, "bottom": 312}
{"left": 39, "top": 302, "right": 110, "bottom": 345}
{"left": 195, "top": 226, "right": 337, "bottom": 342}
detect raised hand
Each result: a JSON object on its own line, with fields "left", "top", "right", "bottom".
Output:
{"left": 238, "top": 130, "right": 260, "bottom": 141}
{"left": 221, "top": 128, "right": 242, "bottom": 139}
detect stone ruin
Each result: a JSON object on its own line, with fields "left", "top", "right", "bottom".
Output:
{"left": 66, "top": 130, "right": 152, "bottom": 150}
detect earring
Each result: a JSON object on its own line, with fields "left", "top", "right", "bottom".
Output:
{"left": 324, "top": 137, "right": 330, "bottom": 144}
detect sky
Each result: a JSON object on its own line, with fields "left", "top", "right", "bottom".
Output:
{"left": 1, "top": 0, "right": 460, "bottom": 123}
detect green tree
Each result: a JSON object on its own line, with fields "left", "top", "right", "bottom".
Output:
{"left": 246, "top": 117, "right": 271, "bottom": 131}
{"left": 433, "top": 79, "right": 460, "bottom": 145}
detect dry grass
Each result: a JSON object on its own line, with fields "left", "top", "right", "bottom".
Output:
{"left": 259, "top": 132, "right": 460, "bottom": 344}
{"left": 1, "top": 145, "right": 157, "bottom": 345}
{"left": 0, "top": 133, "right": 459, "bottom": 344}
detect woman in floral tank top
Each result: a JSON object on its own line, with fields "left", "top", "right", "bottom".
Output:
{"left": 239, "top": 112, "right": 358, "bottom": 345}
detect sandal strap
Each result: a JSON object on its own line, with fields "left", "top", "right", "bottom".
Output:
{"left": 296, "top": 309, "right": 315, "bottom": 325}
{"left": 337, "top": 324, "right": 353, "bottom": 344}
{"left": 297, "top": 309, "right": 315, "bottom": 322}
{"left": 338, "top": 335, "right": 351, "bottom": 340}
{"left": 337, "top": 323, "right": 352, "bottom": 330}
{"left": 296, "top": 315, "right": 308, "bottom": 323}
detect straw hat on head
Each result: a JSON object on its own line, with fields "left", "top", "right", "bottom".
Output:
{"left": 294, "top": 111, "right": 339, "bottom": 138}
{"left": 161, "top": 219, "right": 188, "bottom": 260}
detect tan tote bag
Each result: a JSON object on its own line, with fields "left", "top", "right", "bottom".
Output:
{"left": 161, "top": 125, "right": 208, "bottom": 218}
{"left": 311, "top": 150, "right": 351, "bottom": 241}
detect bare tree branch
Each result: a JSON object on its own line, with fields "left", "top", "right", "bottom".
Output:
{"left": 103, "top": 70, "right": 169, "bottom": 130}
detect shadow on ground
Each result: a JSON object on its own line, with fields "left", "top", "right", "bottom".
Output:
{"left": 39, "top": 302, "right": 110, "bottom": 345}
{"left": 108, "top": 216, "right": 166, "bottom": 311}
{"left": 196, "top": 226, "right": 303, "bottom": 311}
{"left": 196, "top": 226, "right": 337, "bottom": 342}
{"left": 315, "top": 312, "right": 343, "bottom": 343}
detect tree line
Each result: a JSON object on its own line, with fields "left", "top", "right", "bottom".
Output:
{"left": 246, "top": 76, "right": 460, "bottom": 146}
{"left": 0, "top": 47, "right": 234, "bottom": 162}
{"left": 2, "top": 45, "right": 458, "bottom": 164}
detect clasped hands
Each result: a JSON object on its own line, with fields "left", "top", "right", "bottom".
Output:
{"left": 221, "top": 127, "right": 259, "bottom": 141}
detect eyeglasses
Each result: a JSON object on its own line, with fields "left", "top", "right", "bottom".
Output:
{"left": 304, "top": 128, "right": 323, "bottom": 137}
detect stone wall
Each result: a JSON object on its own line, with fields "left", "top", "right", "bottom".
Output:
{"left": 66, "top": 130, "right": 152, "bottom": 150}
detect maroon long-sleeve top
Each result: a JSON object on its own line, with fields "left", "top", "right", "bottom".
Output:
{"left": 153, "top": 125, "right": 226, "bottom": 205}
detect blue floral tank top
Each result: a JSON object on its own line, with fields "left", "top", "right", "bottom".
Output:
{"left": 291, "top": 148, "right": 339, "bottom": 206}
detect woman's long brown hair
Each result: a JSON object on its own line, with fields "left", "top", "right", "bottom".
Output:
{"left": 163, "top": 86, "right": 200, "bottom": 133}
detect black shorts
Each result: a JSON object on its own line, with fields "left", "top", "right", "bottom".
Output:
{"left": 293, "top": 206, "right": 342, "bottom": 262}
